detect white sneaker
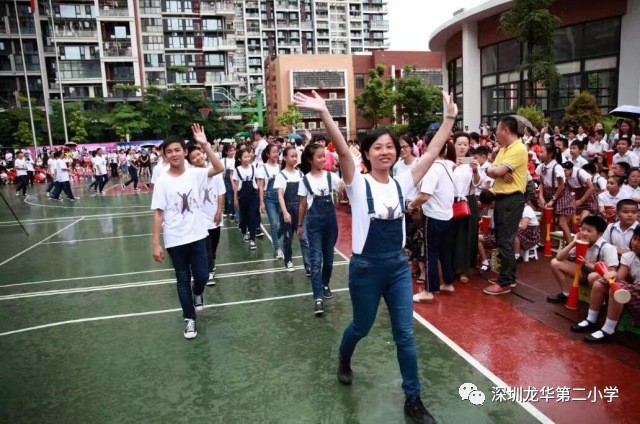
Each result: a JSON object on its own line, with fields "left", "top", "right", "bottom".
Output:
{"left": 45, "top": 192, "right": 50, "bottom": 197}
{"left": 194, "top": 294, "right": 204, "bottom": 312}
{"left": 183, "top": 319, "right": 197, "bottom": 339}
{"left": 285, "top": 261, "right": 294, "bottom": 272}
{"left": 207, "top": 272, "right": 216, "bottom": 286}
{"left": 249, "top": 240, "right": 257, "bottom": 250}
{"left": 276, "top": 249, "right": 284, "bottom": 260}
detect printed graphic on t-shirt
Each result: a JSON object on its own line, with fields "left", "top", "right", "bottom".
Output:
{"left": 169, "top": 189, "right": 200, "bottom": 217}
{"left": 201, "top": 186, "right": 217, "bottom": 205}
{"left": 379, "top": 202, "right": 401, "bottom": 220}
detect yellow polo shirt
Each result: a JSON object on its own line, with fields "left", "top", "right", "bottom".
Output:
{"left": 492, "top": 140, "right": 528, "bottom": 195}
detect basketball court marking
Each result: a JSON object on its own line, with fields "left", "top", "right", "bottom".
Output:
{"left": 0, "top": 218, "right": 84, "bottom": 268}
{"left": 0, "top": 262, "right": 348, "bottom": 301}
{"left": 23, "top": 195, "right": 149, "bottom": 210}
{"left": 0, "top": 288, "right": 350, "bottom": 338}
{"left": 0, "top": 210, "right": 153, "bottom": 227}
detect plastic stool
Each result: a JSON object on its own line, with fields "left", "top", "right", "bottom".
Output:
{"left": 522, "top": 247, "right": 538, "bottom": 262}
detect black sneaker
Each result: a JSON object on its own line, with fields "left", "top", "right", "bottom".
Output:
{"left": 404, "top": 397, "right": 437, "bottom": 424}
{"left": 183, "top": 319, "right": 197, "bottom": 339}
{"left": 194, "top": 294, "right": 204, "bottom": 311}
{"left": 256, "top": 228, "right": 265, "bottom": 237}
{"left": 207, "top": 271, "right": 216, "bottom": 286}
{"left": 305, "top": 267, "right": 311, "bottom": 277}
{"left": 337, "top": 356, "right": 352, "bottom": 385}
{"left": 546, "top": 292, "right": 568, "bottom": 303}
{"left": 314, "top": 300, "right": 324, "bottom": 316}
{"left": 323, "top": 286, "right": 333, "bottom": 299}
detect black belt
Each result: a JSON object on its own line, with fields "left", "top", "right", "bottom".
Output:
{"left": 495, "top": 192, "right": 524, "bottom": 199}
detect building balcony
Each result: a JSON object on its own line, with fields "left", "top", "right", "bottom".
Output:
{"left": 201, "top": 2, "right": 235, "bottom": 16}
{"left": 97, "top": 7, "right": 131, "bottom": 18}
{"left": 364, "top": 40, "right": 390, "bottom": 49}
{"left": 367, "top": 20, "right": 390, "bottom": 30}
{"left": 275, "top": 1, "right": 298, "bottom": 9}
{"left": 202, "top": 40, "right": 237, "bottom": 51}
{"left": 245, "top": 0, "right": 260, "bottom": 8}
{"left": 205, "top": 73, "right": 240, "bottom": 85}
{"left": 102, "top": 43, "right": 133, "bottom": 58}
{"left": 362, "top": 4, "right": 388, "bottom": 13}
{"left": 53, "top": 29, "right": 99, "bottom": 41}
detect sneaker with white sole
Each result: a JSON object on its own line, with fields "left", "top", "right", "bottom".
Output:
{"left": 276, "top": 249, "right": 284, "bottom": 260}
{"left": 194, "top": 294, "right": 204, "bottom": 311}
{"left": 249, "top": 240, "right": 257, "bottom": 250}
{"left": 183, "top": 319, "right": 197, "bottom": 339}
{"left": 314, "top": 300, "right": 324, "bottom": 316}
{"left": 207, "top": 272, "right": 216, "bottom": 286}
{"left": 285, "top": 261, "right": 294, "bottom": 272}
{"left": 243, "top": 234, "right": 250, "bottom": 242}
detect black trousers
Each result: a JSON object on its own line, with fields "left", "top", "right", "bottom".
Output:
{"left": 205, "top": 227, "right": 222, "bottom": 273}
{"left": 494, "top": 192, "right": 525, "bottom": 287}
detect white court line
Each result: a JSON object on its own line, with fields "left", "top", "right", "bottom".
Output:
{"left": 0, "top": 262, "right": 348, "bottom": 301}
{"left": 412, "top": 314, "right": 552, "bottom": 423}
{"left": 0, "top": 210, "right": 153, "bottom": 227}
{"left": 0, "top": 255, "right": 305, "bottom": 289}
{"left": 0, "top": 218, "right": 84, "bottom": 268}
{"left": 0, "top": 287, "right": 350, "bottom": 337}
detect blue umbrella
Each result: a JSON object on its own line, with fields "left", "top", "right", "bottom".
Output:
{"left": 610, "top": 105, "right": 640, "bottom": 119}
{"left": 428, "top": 122, "right": 441, "bottom": 131}
{"left": 288, "top": 134, "right": 302, "bottom": 140}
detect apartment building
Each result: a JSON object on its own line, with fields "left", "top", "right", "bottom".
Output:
{"left": 0, "top": 0, "right": 388, "bottom": 112}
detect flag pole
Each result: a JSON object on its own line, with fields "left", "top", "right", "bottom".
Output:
{"left": 14, "top": 0, "right": 38, "bottom": 153}
{"left": 47, "top": 0, "right": 69, "bottom": 144}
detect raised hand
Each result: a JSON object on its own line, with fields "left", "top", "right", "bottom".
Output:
{"left": 443, "top": 91, "right": 458, "bottom": 117}
{"left": 192, "top": 123, "right": 208, "bottom": 146}
{"left": 293, "top": 91, "right": 328, "bottom": 114}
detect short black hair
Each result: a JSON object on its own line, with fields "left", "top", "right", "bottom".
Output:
{"left": 473, "top": 146, "right": 489, "bottom": 157}
{"left": 570, "top": 140, "right": 583, "bottom": 150}
{"left": 479, "top": 189, "right": 496, "bottom": 205}
{"left": 617, "top": 199, "right": 638, "bottom": 211}
{"left": 596, "top": 129, "right": 605, "bottom": 137}
{"left": 254, "top": 129, "right": 265, "bottom": 137}
{"left": 360, "top": 128, "right": 400, "bottom": 172}
{"left": 618, "top": 136, "right": 631, "bottom": 146}
{"left": 616, "top": 161, "right": 631, "bottom": 175}
{"left": 161, "top": 135, "right": 185, "bottom": 151}
{"left": 581, "top": 215, "right": 608, "bottom": 234}
{"left": 499, "top": 116, "right": 519, "bottom": 136}
{"left": 185, "top": 143, "right": 201, "bottom": 164}
{"left": 313, "top": 134, "right": 327, "bottom": 143}
{"left": 469, "top": 132, "right": 480, "bottom": 142}
{"left": 582, "top": 163, "right": 596, "bottom": 174}
{"left": 561, "top": 161, "right": 574, "bottom": 170}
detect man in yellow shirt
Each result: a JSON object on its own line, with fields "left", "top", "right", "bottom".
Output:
{"left": 484, "top": 117, "right": 528, "bottom": 295}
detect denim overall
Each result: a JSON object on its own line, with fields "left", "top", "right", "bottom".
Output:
{"left": 279, "top": 171, "right": 310, "bottom": 268}
{"left": 338, "top": 178, "right": 421, "bottom": 398}
{"left": 222, "top": 158, "right": 235, "bottom": 217}
{"left": 237, "top": 165, "right": 259, "bottom": 241}
{"left": 303, "top": 172, "right": 338, "bottom": 300}
{"left": 263, "top": 165, "right": 281, "bottom": 252}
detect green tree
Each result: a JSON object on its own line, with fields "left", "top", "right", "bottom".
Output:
{"left": 13, "top": 121, "right": 34, "bottom": 147}
{"left": 500, "top": 0, "right": 561, "bottom": 102}
{"left": 1, "top": 102, "right": 47, "bottom": 146}
{"left": 516, "top": 105, "right": 547, "bottom": 130}
{"left": 561, "top": 91, "right": 602, "bottom": 130}
{"left": 165, "top": 85, "right": 210, "bottom": 137}
{"left": 277, "top": 104, "right": 303, "bottom": 133}
{"left": 140, "top": 86, "right": 173, "bottom": 139}
{"left": 68, "top": 109, "right": 88, "bottom": 144}
{"left": 394, "top": 68, "right": 443, "bottom": 134}
{"left": 109, "top": 104, "right": 150, "bottom": 141}
{"left": 354, "top": 64, "right": 395, "bottom": 127}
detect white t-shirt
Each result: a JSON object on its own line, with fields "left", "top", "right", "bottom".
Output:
{"left": 522, "top": 205, "right": 539, "bottom": 227}
{"left": 420, "top": 160, "right": 455, "bottom": 221}
{"left": 25, "top": 159, "right": 34, "bottom": 172}
{"left": 536, "top": 160, "right": 564, "bottom": 188}
{"left": 151, "top": 161, "right": 169, "bottom": 184}
{"left": 613, "top": 151, "right": 639, "bottom": 167}
{"left": 565, "top": 167, "right": 591, "bottom": 189}
{"left": 93, "top": 156, "right": 107, "bottom": 176}
{"left": 453, "top": 163, "right": 476, "bottom": 198}
{"left": 108, "top": 152, "right": 118, "bottom": 164}
{"left": 297, "top": 171, "right": 341, "bottom": 209}
{"left": 198, "top": 173, "right": 226, "bottom": 230}
{"left": 346, "top": 171, "right": 415, "bottom": 255}
{"left": 232, "top": 164, "right": 258, "bottom": 190}
{"left": 14, "top": 158, "right": 27, "bottom": 176}
{"left": 222, "top": 157, "right": 235, "bottom": 172}
{"left": 393, "top": 159, "right": 420, "bottom": 201}
{"left": 274, "top": 168, "right": 302, "bottom": 191}
{"left": 586, "top": 140, "right": 607, "bottom": 155}
{"left": 150, "top": 168, "right": 209, "bottom": 249}
{"left": 598, "top": 189, "right": 631, "bottom": 208}
{"left": 592, "top": 174, "right": 607, "bottom": 192}
{"left": 570, "top": 155, "right": 588, "bottom": 169}
{"left": 623, "top": 184, "right": 640, "bottom": 200}
{"left": 126, "top": 155, "right": 137, "bottom": 167}
{"left": 603, "top": 221, "right": 638, "bottom": 251}
{"left": 5, "top": 152, "right": 13, "bottom": 162}
{"left": 257, "top": 163, "right": 280, "bottom": 184}
{"left": 569, "top": 238, "right": 619, "bottom": 267}
{"left": 620, "top": 252, "right": 640, "bottom": 285}
{"left": 254, "top": 139, "right": 268, "bottom": 164}
{"left": 56, "top": 158, "right": 70, "bottom": 182}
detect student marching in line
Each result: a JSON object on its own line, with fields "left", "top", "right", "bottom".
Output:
{"left": 561, "top": 161, "right": 597, "bottom": 221}
{"left": 233, "top": 148, "right": 260, "bottom": 250}
{"left": 275, "top": 146, "right": 310, "bottom": 272}
{"left": 258, "top": 144, "right": 284, "bottom": 259}
{"left": 50, "top": 151, "right": 79, "bottom": 202}
{"left": 122, "top": 149, "right": 140, "bottom": 191}
{"left": 221, "top": 144, "right": 236, "bottom": 221}
{"left": 294, "top": 89, "right": 457, "bottom": 424}
{"left": 151, "top": 125, "right": 224, "bottom": 339}
{"left": 45, "top": 154, "right": 58, "bottom": 197}
{"left": 92, "top": 148, "right": 109, "bottom": 195}
{"left": 186, "top": 143, "right": 226, "bottom": 285}
{"left": 297, "top": 142, "right": 341, "bottom": 315}
{"left": 14, "top": 151, "right": 28, "bottom": 197}
{"left": 537, "top": 143, "right": 574, "bottom": 245}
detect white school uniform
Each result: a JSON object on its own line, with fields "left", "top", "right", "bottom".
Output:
{"left": 93, "top": 155, "right": 107, "bottom": 176}
{"left": 199, "top": 173, "right": 226, "bottom": 230}
{"left": 297, "top": 171, "right": 341, "bottom": 209}
{"left": 150, "top": 167, "right": 209, "bottom": 249}
{"left": 613, "top": 151, "right": 639, "bottom": 167}
{"left": 623, "top": 184, "right": 640, "bottom": 200}
{"left": 536, "top": 160, "right": 564, "bottom": 188}
{"left": 274, "top": 168, "right": 302, "bottom": 191}
{"left": 257, "top": 163, "right": 281, "bottom": 182}
{"left": 586, "top": 140, "right": 607, "bottom": 156}
{"left": 522, "top": 204, "right": 540, "bottom": 227}
{"left": 570, "top": 237, "right": 619, "bottom": 267}
{"left": 232, "top": 164, "right": 259, "bottom": 190}
{"left": 345, "top": 171, "right": 415, "bottom": 255}
{"left": 14, "top": 158, "right": 27, "bottom": 176}
{"left": 420, "top": 159, "right": 455, "bottom": 221}
{"left": 56, "top": 158, "right": 70, "bottom": 183}
{"left": 620, "top": 252, "right": 640, "bottom": 284}
{"left": 598, "top": 189, "right": 631, "bottom": 208}
{"left": 569, "top": 155, "right": 588, "bottom": 169}
{"left": 603, "top": 221, "right": 638, "bottom": 252}
{"left": 393, "top": 158, "right": 420, "bottom": 201}
{"left": 565, "top": 167, "right": 591, "bottom": 189}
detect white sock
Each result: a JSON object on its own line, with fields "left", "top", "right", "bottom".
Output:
{"left": 482, "top": 259, "right": 489, "bottom": 265}
{"left": 515, "top": 253, "right": 520, "bottom": 259}
{"left": 602, "top": 318, "right": 618, "bottom": 335}
{"left": 562, "top": 292, "right": 570, "bottom": 297}
{"left": 587, "top": 309, "right": 599, "bottom": 323}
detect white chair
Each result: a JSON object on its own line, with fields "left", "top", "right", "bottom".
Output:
{"left": 522, "top": 247, "right": 538, "bottom": 262}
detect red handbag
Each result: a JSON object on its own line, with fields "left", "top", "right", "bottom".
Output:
{"left": 439, "top": 162, "right": 472, "bottom": 220}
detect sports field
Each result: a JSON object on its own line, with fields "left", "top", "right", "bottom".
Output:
{"left": 0, "top": 182, "right": 549, "bottom": 423}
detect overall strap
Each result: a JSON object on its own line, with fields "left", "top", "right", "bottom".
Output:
{"left": 264, "top": 164, "right": 270, "bottom": 180}
{"left": 280, "top": 171, "right": 287, "bottom": 181}
{"left": 365, "top": 178, "right": 375, "bottom": 216}
{"left": 250, "top": 165, "right": 254, "bottom": 181}
{"left": 394, "top": 178, "right": 405, "bottom": 213}
{"left": 326, "top": 171, "right": 332, "bottom": 192}
{"left": 551, "top": 164, "right": 556, "bottom": 189}
{"left": 302, "top": 174, "right": 313, "bottom": 196}
{"left": 596, "top": 242, "right": 609, "bottom": 262}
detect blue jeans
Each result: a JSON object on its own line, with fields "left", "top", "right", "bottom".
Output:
{"left": 306, "top": 215, "right": 338, "bottom": 300}
{"left": 52, "top": 181, "right": 74, "bottom": 199}
{"left": 124, "top": 166, "right": 138, "bottom": 189}
{"left": 339, "top": 252, "right": 420, "bottom": 398}
{"left": 265, "top": 198, "right": 281, "bottom": 252}
{"left": 424, "top": 216, "right": 454, "bottom": 293}
{"left": 167, "top": 238, "right": 208, "bottom": 320}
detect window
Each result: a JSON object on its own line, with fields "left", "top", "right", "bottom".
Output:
{"left": 203, "top": 19, "right": 223, "bottom": 31}
{"left": 144, "top": 54, "right": 164, "bottom": 67}
{"left": 205, "top": 53, "right": 225, "bottom": 66}
{"left": 142, "top": 36, "right": 164, "bottom": 51}
{"left": 308, "top": 121, "right": 316, "bottom": 130}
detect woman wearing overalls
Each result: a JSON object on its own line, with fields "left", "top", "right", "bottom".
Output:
{"left": 298, "top": 143, "right": 341, "bottom": 315}
{"left": 294, "top": 90, "right": 457, "bottom": 424}
{"left": 232, "top": 149, "right": 259, "bottom": 250}
{"left": 221, "top": 144, "right": 236, "bottom": 221}
{"left": 276, "top": 146, "right": 310, "bottom": 272}
{"left": 259, "top": 144, "right": 283, "bottom": 259}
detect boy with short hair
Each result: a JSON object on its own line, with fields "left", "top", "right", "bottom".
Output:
{"left": 613, "top": 137, "right": 639, "bottom": 167}
{"left": 569, "top": 140, "right": 588, "bottom": 169}
{"left": 14, "top": 151, "right": 28, "bottom": 196}
{"left": 602, "top": 199, "right": 639, "bottom": 256}
{"left": 547, "top": 215, "right": 619, "bottom": 304}
{"left": 151, "top": 124, "right": 224, "bottom": 339}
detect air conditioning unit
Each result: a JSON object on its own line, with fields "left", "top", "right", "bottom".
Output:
{"left": 308, "top": 121, "right": 316, "bottom": 130}
{"left": 329, "top": 92, "right": 337, "bottom": 99}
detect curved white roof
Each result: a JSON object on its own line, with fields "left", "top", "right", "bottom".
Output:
{"left": 428, "top": 0, "right": 514, "bottom": 51}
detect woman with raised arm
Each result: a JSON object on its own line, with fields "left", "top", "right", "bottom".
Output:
{"left": 293, "top": 90, "right": 457, "bottom": 424}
